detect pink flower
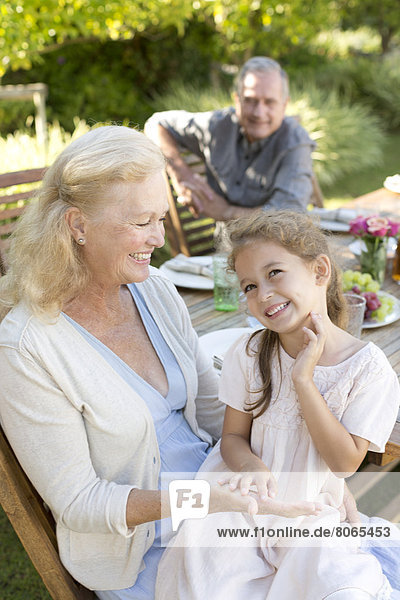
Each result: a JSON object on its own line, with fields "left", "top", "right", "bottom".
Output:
{"left": 389, "top": 220, "right": 400, "bottom": 237}
{"left": 349, "top": 214, "right": 400, "bottom": 238}
{"left": 349, "top": 216, "right": 368, "bottom": 237}
{"left": 365, "top": 216, "right": 391, "bottom": 237}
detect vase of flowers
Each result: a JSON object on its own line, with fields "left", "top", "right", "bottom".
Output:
{"left": 349, "top": 215, "right": 400, "bottom": 285}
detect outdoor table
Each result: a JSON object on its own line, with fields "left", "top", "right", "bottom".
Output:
{"left": 350, "top": 188, "right": 400, "bottom": 217}
{"left": 178, "top": 222, "right": 400, "bottom": 467}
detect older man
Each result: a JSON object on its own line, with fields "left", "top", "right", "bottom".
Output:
{"left": 145, "top": 56, "right": 316, "bottom": 221}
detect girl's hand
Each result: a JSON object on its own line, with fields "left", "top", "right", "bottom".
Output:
{"left": 292, "top": 312, "right": 327, "bottom": 385}
{"left": 218, "top": 469, "right": 277, "bottom": 502}
{"left": 209, "top": 483, "right": 322, "bottom": 518}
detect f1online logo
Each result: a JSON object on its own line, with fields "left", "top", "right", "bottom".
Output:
{"left": 169, "top": 480, "right": 210, "bottom": 531}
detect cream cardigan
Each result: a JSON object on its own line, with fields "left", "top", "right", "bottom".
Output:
{"left": 0, "top": 268, "right": 224, "bottom": 590}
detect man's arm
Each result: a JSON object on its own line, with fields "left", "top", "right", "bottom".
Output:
{"left": 146, "top": 123, "right": 234, "bottom": 219}
{"left": 147, "top": 124, "right": 261, "bottom": 220}
{"left": 144, "top": 116, "right": 216, "bottom": 217}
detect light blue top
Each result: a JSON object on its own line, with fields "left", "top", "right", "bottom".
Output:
{"left": 64, "top": 283, "right": 211, "bottom": 600}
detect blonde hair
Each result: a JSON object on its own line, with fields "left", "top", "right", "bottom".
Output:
{"left": 227, "top": 210, "right": 347, "bottom": 416}
{"left": 0, "top": 125, "right": 165, "bottom": 320}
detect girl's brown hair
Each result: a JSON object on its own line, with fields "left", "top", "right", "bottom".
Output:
{"left": 226, "top": 210, "right": 348, "bottom": 417}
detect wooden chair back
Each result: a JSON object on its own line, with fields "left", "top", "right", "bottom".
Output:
{"left": 0, "top": 167, "right": 47, "bottom": 274}
{"left": 164, "top": 153, "right": 217, "bottom": 257}
{"left": 164, "top": 152, "right": 323, "bottom": 257}
{"left": 0, "top": 425, "right": 95, "bottom": 599}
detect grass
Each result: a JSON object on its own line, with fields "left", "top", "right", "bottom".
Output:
{"left": 321, "top": 132, "right": 400, "bottom": 210}
{"left": 0, "top": 507, "right": 51, "bottom": 599}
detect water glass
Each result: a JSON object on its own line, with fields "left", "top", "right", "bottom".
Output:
{"left": 212, "top": 254, "right": 239, "bottom": 312}
{"left": 344, "top": 292, "right": 366, "bottom": 338}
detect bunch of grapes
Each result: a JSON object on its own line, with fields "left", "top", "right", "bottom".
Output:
{"left": 341, "top": 270, "right": 393, "bottom": 322}
{"left": 342, "top": 270, "right": 380, "bottom": 294}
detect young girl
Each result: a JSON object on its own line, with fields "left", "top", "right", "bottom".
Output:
{"left": 156, "top": 210, "right": 399, "bottom": 600}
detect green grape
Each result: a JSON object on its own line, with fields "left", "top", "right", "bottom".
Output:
{"left": 373, "top": 308, "right": 387, "bottom": 321}
{"left": 365, "top": 281, "right": 380, "bottom": 293}
{"left": 359, "top": 274, "right": 371, "bottom": 286}
{"left": 341, "top": 269, "right": 381, "bottom": 293}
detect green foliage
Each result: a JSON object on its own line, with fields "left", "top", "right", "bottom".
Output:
{"left": 296, "top": 55, "right": 400, "bottom": 130}
{"left": 337, "top": 0, "right": 400, "bottom": 53}
{"left": 1, "top": 18, "right": 219, "bottom": 135}
{"left": 287, "top": 84, "right": 386, "bottom": 186}
{"left": 0, "top": 0, "right": 345, "bottom": 78}
{"left": 151, "top": 82, "right": 232, "bottom": 113}
{"left": 323, "top": 133, "right": 400, "bottom": 200}
{"left": 0, "top": 0, "right": 195, "bottom": 76}
{"left": 0, "top": 119, "right": 89, "bottom": 169}
{"left": 310, "top": 27, "right": 381, "bottom": 59}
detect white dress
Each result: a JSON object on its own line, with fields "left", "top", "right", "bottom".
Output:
{"left": 155, "top": 334, "right": 399, "bottom": 600}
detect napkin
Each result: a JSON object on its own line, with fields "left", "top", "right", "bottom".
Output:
{"left": 166, "top": 254, "right": 214, "bottom": 279}
{"left": 310, "top": 207, "right": 359, "bottom": 224}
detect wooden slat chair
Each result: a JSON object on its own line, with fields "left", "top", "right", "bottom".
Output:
{"left": 0, "top": 167, "right": 47, "bottom": 275}
{"left": 164, "top": 153, "right": 217, "bottom": 257}
{"left": 0, "top": 426, "right": 95, "bottom": 599}
{"left": 164, "top": 151, "right": 324, "bottom": 257}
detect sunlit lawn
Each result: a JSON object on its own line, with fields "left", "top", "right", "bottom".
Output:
{"left": 322, "top": 133, "right": 400, "bottom": 210}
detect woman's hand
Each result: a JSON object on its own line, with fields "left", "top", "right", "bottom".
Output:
{"left": 217, "top": 469, "right": 277, "bottom": 502}
{"left": 292, "top": 312, "right": 327, "bottom": 385}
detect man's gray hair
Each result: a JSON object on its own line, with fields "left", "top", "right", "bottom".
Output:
{"left": 235, "top": 56, "right": 289, "bottom": 101}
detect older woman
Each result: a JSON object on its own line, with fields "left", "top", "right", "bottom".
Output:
{"left": 0, "top": 126, "right": 227, "bottom": 598}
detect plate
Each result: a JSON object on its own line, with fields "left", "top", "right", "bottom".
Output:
{"left": 318, "top": 220, "right": 351, "bottom": 233}
{"left": 383, "top": 175, "right": 400, "bottom": 194}
{"left": 348, "top": 238, "right": 397, "bottom": 260}
{"left": 199, "top": 327, "right": 255, "bottom": 360}
{"left": 309, "top": 207, "right": 359, "bottom": 233}
{"left": 160, "top": 256, "right": 214, "bottom": 290}
{"left": 363, "top": 291, "right": 400, "bottom": 329}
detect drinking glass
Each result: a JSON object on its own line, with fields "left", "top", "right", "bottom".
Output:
{"left": 212, "top": 254, "right": 239, "bottom": 312}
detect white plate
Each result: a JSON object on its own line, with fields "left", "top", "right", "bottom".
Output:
{"left": 348, "top": 237, "right": 397, "bottom": 259}
{"left": 363, "top": 291, "right": 400, "bottom": 329}
{"left": 160, "top": 256, "right": 214, "bottom": 290}
{"left": 383, "top": 175, "right": 400, "bottom": 194}
{"left": 199, "top": 327, "right": 256, "bottom": 359}
{"left": 318, "top": 220, "right": 351, "bottom": 232}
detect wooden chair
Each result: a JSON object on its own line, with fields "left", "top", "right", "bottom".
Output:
{"left": 164, "top": 152, "right": 324, "bottom": 257}
{"left": 164, "top": 153, "right": 217, "bottom": 257}
{"left": 0, "top": 167, "right": 47, "bottom": 274}
{"left": 0, "top": 425, "right": 95, "bottom": 599}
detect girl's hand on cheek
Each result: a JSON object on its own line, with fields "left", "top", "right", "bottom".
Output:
{"left": 292, "top": 312, "right": 327, "bottom": 385}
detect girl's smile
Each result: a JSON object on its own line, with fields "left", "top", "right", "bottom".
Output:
{"left": 264, "top": 300, "right": 290, "bottom": 319}
{"left": 235, "top": 240, "right": 328, "bottom": 337}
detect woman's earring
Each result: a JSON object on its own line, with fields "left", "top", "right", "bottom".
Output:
{"left": 77, "top": 238, "right": 85, "bottom": 245}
